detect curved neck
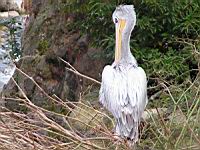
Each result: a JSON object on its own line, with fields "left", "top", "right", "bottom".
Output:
{"left": 120, "top": 32, "right": 137, "bottom": 65}
{"left": 121, "top": 32, "right": 131, "bottom": 59}
{"left": 114, "top": 20, "right": 137, "bottom": 66}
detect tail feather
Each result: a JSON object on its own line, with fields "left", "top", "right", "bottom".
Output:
{"left": 115, "top": 121, "right": 139, "bottom": 143}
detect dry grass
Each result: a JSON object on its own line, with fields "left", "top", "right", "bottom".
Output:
{"left": 0, "top": 62, "right": 199, "bottom": 150}
{"left": 0, "top": 67, "right": 127, "bottom": 150}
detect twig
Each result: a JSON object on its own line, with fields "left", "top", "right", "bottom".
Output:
{"left": 10, "top": 77, "right": 106, "bottom": 150}
{"left": 59, "top": 57, "right": 101, "bottom": 85}
{"left": 155, "top": 107, "right": 170, "bottom": 136}
{"left": 149, "top": 90, "right": 163, "bottom": 101}
{"left": 176, "top": 39, "right": 200, "bottom": 55}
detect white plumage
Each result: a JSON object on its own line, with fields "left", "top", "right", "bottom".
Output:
{"left": 99, "top": 5, "right": 148, "bottom": 143}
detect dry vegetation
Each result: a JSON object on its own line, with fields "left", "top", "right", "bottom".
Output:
{"left": 0, "top": 59, "right": 200, "bottom": 150}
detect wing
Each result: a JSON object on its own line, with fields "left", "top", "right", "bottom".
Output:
{"left": 99, "top": 65, "right": 127, "bottom": 118}
{"left": 127, "top": 66, "right": 148, "bottom": 118}
{"left": 125, "top": 66, "right": 147, "bottom": 140}
{"left": 99, "top": 65, "right": 148, "bottom": 140}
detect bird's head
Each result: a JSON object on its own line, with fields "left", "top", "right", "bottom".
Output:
{"left": 112, "top": 5, "right": 136, "bottom": 63}
{"left": 112, "top": 5, "right": 136, "bottom": 34}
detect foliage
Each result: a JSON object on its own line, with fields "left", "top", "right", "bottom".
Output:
{"left": 7, "top": 18, "right": 22, "bottom": 60}
{"left": 38, "top": 39, "right": 49, "bottom": 55}
{"left": 62, "top": 0, "right": 200, "bottom": 106}
{"left": 0, "top": 17, "right": 23, "bottom": 60}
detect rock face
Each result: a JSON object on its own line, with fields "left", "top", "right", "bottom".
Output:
{"left": 0, "top": 11, "right": 19, "bottom": 18}
{"left": 22, "top": 0, "right": 31, "bottom": 12}
{"left": 1, "top": 0, "right": 105, "bottom": 111}
{"left": 0, "top": 0, "right": 19, "bottom": 12}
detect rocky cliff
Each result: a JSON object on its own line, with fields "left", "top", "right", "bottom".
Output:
{"left": 1, "top": 0, "right": 105, "bottom": 111}
{"left": 0, "top": 0, "right": 20, "bottom": 12}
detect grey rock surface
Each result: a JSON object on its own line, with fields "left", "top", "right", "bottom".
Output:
{"left": 0, "top": 11, "right": 19, "bottom": 18}
{"left": 0, "top": 0, "right": 19, "bottom": 12}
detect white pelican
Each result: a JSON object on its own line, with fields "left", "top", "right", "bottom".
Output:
{"left": 99, "top": 5, "right": 148, "bottom": 144}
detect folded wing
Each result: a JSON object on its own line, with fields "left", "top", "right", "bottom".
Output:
{"left": 99, "top": 64, "right": 147, "bottom": 140}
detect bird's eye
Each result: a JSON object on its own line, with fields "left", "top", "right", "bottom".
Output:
{"left": 115, "top": 18, "right": 118, "bottom": 23}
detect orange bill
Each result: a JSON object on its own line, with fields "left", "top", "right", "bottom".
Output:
{"left": 115, "top": 19, "right": 126, "bottom": 63}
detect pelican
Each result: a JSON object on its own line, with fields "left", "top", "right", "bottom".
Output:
{"left": 99, "top": 5, "right": 148, "bottom": 144}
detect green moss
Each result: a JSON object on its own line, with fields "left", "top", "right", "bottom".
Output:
{"left": 38, "top": 40, "right": 49, "bottom": 55}
{"left": 0, "top": 25, "right": 4, "bottom": 30}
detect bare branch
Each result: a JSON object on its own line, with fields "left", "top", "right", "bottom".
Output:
{"left": 59, "top": 57, "right": 101, "bottom": 85}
